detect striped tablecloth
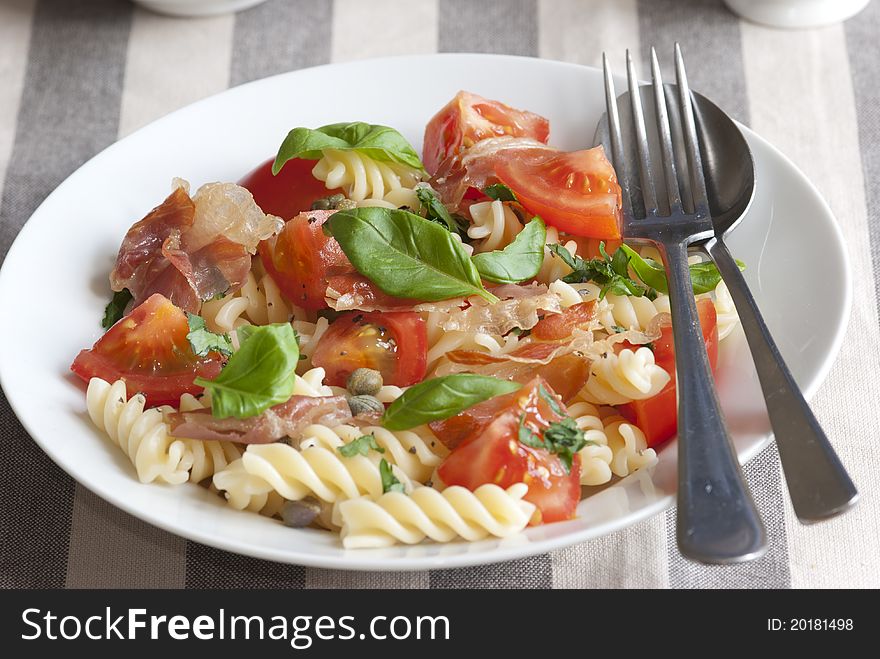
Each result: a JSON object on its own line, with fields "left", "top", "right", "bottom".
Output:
{"left": 1, "top": 0, "right": 877, "bottom": 590}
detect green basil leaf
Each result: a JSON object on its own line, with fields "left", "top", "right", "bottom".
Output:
{"left": 194, "top": 323, "right": 299, "bottom": 419}
{"left": 550, "top": 243, "right": 651, "bottom": 300}
{"left": 186, "top": 313, "right": 233, "bottom": 357}
{"left": 272, "top": 122, "right": 424, "bottom": 175}
{"left": 416, "top": 187, "right": 467, "bottom": 235}
{"left": 382, "top": 374, "right": 521, "bottom": 431}
{"left": 338, "top": 434, "right": 385, "bottom": 458}
{"left": 483, "top": 183, "right": 518, "bottom": 202}
{"left": 538, "top": 383, "right": 564, "bottom": 416}
{"left": 517, "top": 415, "right": 544, "bottom": 450}
{"left": 619, "top": 244, "right": 746, "bottom": 295}
{"left": 101, "top": 289, "right": 132, "bottom": 330}
{"left": 379, "top": 458, "right": 405, "bottom": 493}
{"left": 471, "top": 216, "right": 546, "bottom": 284}
{"left": 328, "top": 207, "right": 497, "bottom": 303}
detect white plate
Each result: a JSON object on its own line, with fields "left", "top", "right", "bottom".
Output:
{"left": 0, "top": 55, "right": 850, "bottom": 571}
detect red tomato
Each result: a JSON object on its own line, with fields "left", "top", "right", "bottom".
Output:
{"left": 239, "top": 157, "right": 342, "bottom": 220}
{"left": 70, "top": 294, "right": 223, "bottom": 407}
{"left": 311, "top": 311, "right": 427, "bottom": 387}
{"left": 619, "top": 298, "right": 719, "bottom": 447}
{"left": 496, "top": 147, "right": 623, "bottom": 239}
{"left": 435, "top": 377, "right": 581, "bottom": 523}
{"left": 423, "top": 91, "right": 550, "bottom": 174}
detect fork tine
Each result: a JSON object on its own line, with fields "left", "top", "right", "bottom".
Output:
{"left": 673, "top": 43, "right": 709, "bottom": 215}
{"left": 603, "top": 53, "right": 633, "bottom": 219}
{"left": 650, "top": 47, "right": 682, "bottom": 212}
{"left": 626, "top": 49, "right": 658, "bottom": 217}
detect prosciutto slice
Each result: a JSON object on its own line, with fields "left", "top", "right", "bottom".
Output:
{"left": 168, "top": 395, "right": 354, "bottom": 444}
{"left": 110, "top": 180, "right": 282, "bottom": 313}
{"left": 431, "top": 136, "right": 556, "bottom": 208}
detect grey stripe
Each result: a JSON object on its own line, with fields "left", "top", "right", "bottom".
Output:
{"left": 439, "top": 0, "right": 538, "bottom": 55}
{"left": 845, "top": 0, "right": 880, "bottom": 308}
{"left": 430, "top": 555, "right": 552, "bottom": 589}
{"left": 0, "top": 0, "right": 132, "bottom": 588}
{"left": 185, "top": 542, "right": 305, "bottom": 588}
{"left": 230, "top": 0, "right": 333, "bottom": 86}
{"left": 431, "top": 0, "right": 551, "bottom": 589}
{"left": 637, "top": 0, "right": 791, "bottom": 588}
{"left": 636, "top": 0, "right": 748, "bottom": 123}
{"left": 667, "top": 443, "right": 791, "bottom": 588}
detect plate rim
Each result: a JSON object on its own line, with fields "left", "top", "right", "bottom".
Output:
{"left": 0, "top": 53, "right": 852, "bottom": 571}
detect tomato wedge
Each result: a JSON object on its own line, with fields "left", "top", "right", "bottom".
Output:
{"left": 311, "top": 311, "right": 427, "bottom": 387}
{"left": 239, "top": 157, "right": 341, "bottom": 220}
{"left": 423, "top": 91, "right": 550, "bottom": 174}
{"left": 496, "top": 146, "right": 623, "bottom": 239}
{"left": 70, "top": 294, "right": 223, "bottom": 407}
{"left": 618, "top": 298, "right": 719, "bottom": 447}
{"left": 434, "top": 377, "right": 581, "bottom": 523}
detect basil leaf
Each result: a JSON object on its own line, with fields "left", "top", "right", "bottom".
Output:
{"left": 102, "top": 289, "right": 132, "bottom": 330}
{"left": 186, "top": 313, "right": 233, "bottom": 357}
{"left": 379, "top": 458, "right": 405, "bottom": 493}
{"left": 517, "top": 413, "right": 586, "bottom": 475}
{"left": 194, "top": 323, "right": 299, "bottom": 419}
{"left": 273, "top": 122, "right": 424, "bottom": 175}
{"left": 328, "top": 207, "right": 497, "bottom": 303}
{"left": 549, "top": 243, "right": 652, "bottom": 300}
{"left": 619, "top": 244, "right": 745, "bottom": 295}
{"left": 416, "top": 187, "right": 468, "bottom": 235}
{"left": 517, "top": 415, "right": 544, "bottom": 449}
{"left": 382, "top": 374, "right": 521, "bottom": 431}
{"left": 538, "top": 383, "right": 564, "bottom": 416}
{"left": 338, "top": 434, "right": 385, "bottom": 458}
{"left": 483, "top": 183, "right": 518, "bottom": 202}
{"left": 472, "top": 216, "right": 546, "bottom": 284}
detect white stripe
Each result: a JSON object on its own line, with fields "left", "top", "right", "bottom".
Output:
{"left": 118, "top": 7, "right": 234, "bottom": 137}
{"left": 305, "top": 569, "right": 429, "bottom": 588}
{"left": 0, "top": 0, "right": 36, "bottom": 202}
{"left": 66, "top": 7, "right": 236, "bottom": 589}
{"left": 538, "top": 0, "right": 669, "bottom": 588}
{"left": 537, "top": 0, "right": 639, "bottom": 71}
{"left": 741, "top": 22, "right": 880, "bottom": 588}
{"left": 331, "top": 0, "right": 438, "bottom": 63}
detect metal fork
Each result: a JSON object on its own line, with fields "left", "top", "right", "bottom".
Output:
{"left": 603, "top": 44, "right": 767, "bottom": 563}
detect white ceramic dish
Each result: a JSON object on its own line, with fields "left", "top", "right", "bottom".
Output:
{"left": 0, "top": 55, "right": 850, "bottom": 571}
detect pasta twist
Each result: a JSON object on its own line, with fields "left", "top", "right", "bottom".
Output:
{"left": 293, "top": 317, "right": 329, "bottom": 371}
{"left": 710, "top": 279, "right": 738, "bottom": 341}
{"left": 291, "top": 367, "right": 334, "bottom": 398}
{"left": 580, "top": 347, "right": 671, "bottom": 405}
{"left": 200, "top": 271, "right": 304, "bottom": 334}
{"left": 596, "top": 293, "right": 671, "bottom": 332}
{"left": 213, "top": 440, "right": 414, "bottom": 509}
{"left": 537, "top": 226, "right": 578, "bottom": 284}
{"left": 297, "top": 423, "right": 446, "bottom": 484}
{"left": 356, "top": 186, "right": 420, "bottom": 210}
{"left": 334, "top": 483, "right": 536, "bottom": 548}
{"left": 211, "top": 459, "right": 286, "bottom": 516}
{"left": 311, "top": 149, "right": 422, "bottom": 203}
{"left": 86, "top": 378, "right": 192, "bottom": 484}
{"left": 467, "top": 200, "right": 522, "bottom": 252}
{"left": 175, "top": 393, "right": 244, "bottom": 483}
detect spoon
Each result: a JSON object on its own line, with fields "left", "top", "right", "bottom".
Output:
{"left": 596, "top": 86, "right": 858, "bottom": 523}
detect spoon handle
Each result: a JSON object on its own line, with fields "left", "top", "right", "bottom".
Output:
{"left": 662, "top": 239, "right": 767, "bottom": 564}
{"left": 706, "top": 238, "right": 858, "bottom": 522}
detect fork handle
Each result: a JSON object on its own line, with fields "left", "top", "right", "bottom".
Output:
{"left": 659, "top": 239, "right": 767, "bottom": 563}
{"left": 706, "top": 239, "right": 858, "bottom": 522}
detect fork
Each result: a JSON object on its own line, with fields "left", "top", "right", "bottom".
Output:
{"left": 603, "top": 45, "right": 767, "bottom": 563}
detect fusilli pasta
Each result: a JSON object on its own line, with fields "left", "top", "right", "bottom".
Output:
{"left": 311, "top": 149, "right": 422, "bottom": 203}
{"left": 537, "top": 226, "right": 577, "bottom": 284}
{"left": 580, "top": 347, "right": 671, "bottom": 405}
{"left": 335, "top": 483, "right": 536, "bottom": 548}
{"left": 467, "top": 200, "right": 522, "bottom": 252}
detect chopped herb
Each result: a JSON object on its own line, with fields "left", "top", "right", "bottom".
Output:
{"left": 483, "top": 183, "right": 518, "bottom": 202}
{"left": 186, "top": 313, "right": 233, "bottom": 357}
{"left": 337, "top": 434, "right": 385, "bottom": 458}
{"left": 379, "top": 458, "right": 405, "bottom": 493}
{"left": 516, "top": 414, "right": 588, "bottom": 475}
{"left": 538, "top": 383, "right": 564, "bottom": 416}
{"left": 548, "top": 242, "right": 656, "bottom": 300}
{"left": 415, "top": 186, "right": 469, "bottom": 236}
{"left": 101, "top": 289, "right": 132, "bottom": 330}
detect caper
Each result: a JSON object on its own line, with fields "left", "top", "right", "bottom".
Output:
{"left": 280, "top": 497, "right": 322, "bottom": 528}
{"left": 335, "top": 198, "right": 357, "bottom": 211}
{"left": 327, "top": 193, "right": 346, "bottom": 206}
{"left": 346, "top": 367, "right": 383, "bottom": 396}
{"left": 310, "top": 197, "right": 331, "bottom": 210}
{"left": 348, "top": 394, "right": 384, "bottom": 417}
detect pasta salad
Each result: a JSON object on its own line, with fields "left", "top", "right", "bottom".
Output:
{"left": 71, "top": 91, "right": 739, "bottom": 548}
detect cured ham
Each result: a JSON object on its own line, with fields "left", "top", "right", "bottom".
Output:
{"left": 110, "top": 180, "right": 282, "bottom": 313}
{"left": 168, "top": 395, "right": 354, "bottom": 444}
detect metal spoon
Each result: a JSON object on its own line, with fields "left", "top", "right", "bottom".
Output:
{"left": 597, "top": 87, "right": 858, "bottom": 523}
